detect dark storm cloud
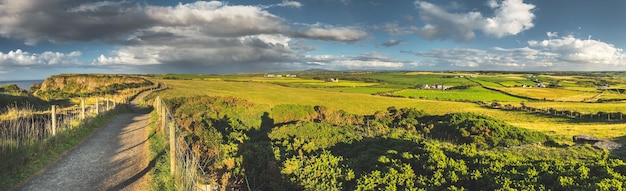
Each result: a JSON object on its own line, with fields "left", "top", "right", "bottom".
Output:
{"left": 0, "top": 0, "right": 157, "bottom": 44}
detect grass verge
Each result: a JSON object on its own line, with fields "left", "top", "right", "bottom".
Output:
{"left": 0, "top": 105, "right": 130, "bottom": 191}
{"left": 147, "top": 110, "right": 175, "bottom": 190}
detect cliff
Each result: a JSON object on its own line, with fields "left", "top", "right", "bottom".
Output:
{"left": 35, "top": 74, "right": 153, "bottom": 99}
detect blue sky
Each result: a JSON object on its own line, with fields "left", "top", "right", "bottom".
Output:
{"left": 0, "top": 0, "right": 625, "bottom": 80}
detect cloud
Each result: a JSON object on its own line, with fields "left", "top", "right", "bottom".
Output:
{"left": 528, "top": 35, "right": 625, "bottom": 65}
{"left": 0, "top": 49, "right": 83, "bottom": 68}
{"left": 0, "top": 0, "right": 358, "bottom": 44}
{"left": 294, "top": 26, "right": 368, "bottom": 42}
{"left": 146, "top": 1, "right": 289, "bottom": 37}
{"left": 276, "top": 0, "right": 303, "bottom": 8}
{"left": 381, "top": 39, "right": 403, "bottom": 47}
{"left": 0, "top": 0, "right": 156, "bottom": 44}
{"left": 0, "top": 0, "right": 380, "bottom": 75}
{"left": 95, "top": 32, "right": 298, "bottom": 66}
{"left": 413, "top": 0, "right": 535, "bottom": 42}
{"left": 305, "top": 52, "right": 414, "bottom": 70}
{"left": 403, "top": 34, "right": 626, "bottom": 71}
{"left": 546, "top": 32, "right": 559, "bottom": 39}
{"left": 373, "top": 22, "right": 417, "bottom": 36}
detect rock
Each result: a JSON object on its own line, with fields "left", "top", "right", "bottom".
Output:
{"left": 593, "top": 141, "right": 623, "bottom": 151}
{"left": 573, "top": 134, "right": 623, "bottom": 151}
{"left": 572, "top": 134, "right": 602, "bottom": 144}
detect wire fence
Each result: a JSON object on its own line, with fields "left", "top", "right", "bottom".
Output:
{"left": 155, "top": 96, "right": 218, "bottom": 191}
{"left": 0, "top": 97, "right": 119, "bottom": 173}
{"left": 0, "top": 83, "right": 160, "bottom": 177}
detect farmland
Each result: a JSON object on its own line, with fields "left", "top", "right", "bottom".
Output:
{"left": 4, "top": 72, "right": 626, "bottom": 190}
{"left": 145, "top": 71, "right": 626, "bottom": 190}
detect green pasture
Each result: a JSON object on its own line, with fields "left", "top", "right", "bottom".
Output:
{"left": 322, "top": 87, "right": 397, "bottom": 94}
{"left": 395, "top": 86, "right": 526, "bottom": 102}
{"left": 352, "top": 72, "right": 472, "bottom": 86}
{"left": 495, "top": 87, "right": 598, "bottom": 101}
{"left": 509, "top": 101, "right": 626, "bottom": 114}
{"left": 472, "top": 76, "right": 535, "bottom": 88}
{"left": 154, "top": 78, "right": 626, "bottom": 144}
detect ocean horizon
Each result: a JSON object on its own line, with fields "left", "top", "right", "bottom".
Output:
{"left": 0, "top": 80, "right": 45, "bottom": 90}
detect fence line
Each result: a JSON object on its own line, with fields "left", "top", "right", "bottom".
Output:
{"left": 0, "top": 83, "right": 159, "bottom": 175}
{"left": 155, "top": 96, "right": 218, "bottom": 191}
{"left": 0, "top": 97, "right": 119, "bottom": 174}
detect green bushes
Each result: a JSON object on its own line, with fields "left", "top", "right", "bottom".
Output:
{"left": 271, "top": 104, "right": 317, "bottom": 124}
{"left": 162, "top": 95, "right": 625, "bottom": 190}
{"left": 425, "top": 113, "right": 554, "bottom": 147}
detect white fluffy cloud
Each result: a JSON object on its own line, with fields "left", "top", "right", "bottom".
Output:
{"left": 146, "top": 1, "right": 289, "bottom": 37}
{"left": 305, "top": 52, "right": 413, "bottom": 70}
{"left": 413, "top": 0, "right": 535, "bottom": 42}
{"left": 0, "top": 49, "right": 82, "bottom": 67}
{"left": 406, "top": 34, "right": 626, "bottom": 70}
{"left": 528, "top": 34, "right": 625, "bottom": 65}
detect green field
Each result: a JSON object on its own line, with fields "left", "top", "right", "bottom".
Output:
{"left": 351, "top": 72, "right": 473, "bottom": 86}
{"left": 154, "top": 78, "right": 626, "bottom": 144}
{"left": 495, "top": 87, "right": 598, "bottom": 101}
{"left": 395, "top": 86, "right": 526, "bottom": 102}
{"left": 148, "top": 72, "right": 626, "bottom": 190}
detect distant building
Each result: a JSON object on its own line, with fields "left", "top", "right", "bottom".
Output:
{"left": 535, "top": 82, "right": 546, "bottom": 88}
{"left": 432, "top": 84, "right": 443, "bottom": 90}
{"left": 265, "top": 74, "right": 275, "bottom": 77}
{"left": 416, "top": 83, "right": 451, "bottom": 90}
{"left": 595, "top": 84, "right": 610, "bottom": 90}
{"left": 285, "top": 74, "right": 297, "bottom": 77}
{"left": 326, "top": 78, "right": 339, "bottom": 82}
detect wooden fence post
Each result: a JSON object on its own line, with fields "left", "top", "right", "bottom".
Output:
{"left": 81, "top": 98, "right": 85, "bottom": 120}
{"left": 96, "top": 97, "right": 100, "bottom": 114}
{"left": 51, "top": 105, "right": 57, "bottom": 136}
{"left": 153, "top": 96, "right": 161, "bottom": 116}
{"left": 106, "top": 99, "right": 110, "bottom": 111}
{"left": 169, "top": 121, "right": 176, "bottom": 175}
{"left": 162, "top": 106, "right": 167, "bottom": 132}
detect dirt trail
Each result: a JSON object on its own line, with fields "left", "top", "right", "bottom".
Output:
{"left": 16, "top": 91, "right": 153, "bottom": 191}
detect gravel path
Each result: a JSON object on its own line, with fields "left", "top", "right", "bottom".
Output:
{"left": 16, "top": 92, "right": 153, "bottom": 191}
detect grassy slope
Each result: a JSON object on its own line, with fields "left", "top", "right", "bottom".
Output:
{"left": 395, "top": 86, "right": 526, "bottom": 102}
{"left": 494, "top": 87, "right": 598, "bottom": 101}
{"left": 155, "top": 79, "right": 626, "bottom": 144}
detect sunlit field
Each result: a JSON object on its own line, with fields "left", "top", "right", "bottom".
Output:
{"left": 154, "top": 78, "right": 626, "bottom": 144}
{"left": 495, "top": 87, "right": 599, "bottom": 101}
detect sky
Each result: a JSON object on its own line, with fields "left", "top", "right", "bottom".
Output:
{"left": 0, "top": 0, "right": 625, "bottom": 80}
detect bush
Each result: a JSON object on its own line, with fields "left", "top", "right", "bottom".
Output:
{"left": 426, "top": 113, "right": 553, "bottom": 147}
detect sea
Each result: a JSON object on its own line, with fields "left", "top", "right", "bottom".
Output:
{"left": 0, "top": 80, "right": 45, "bottom": 90}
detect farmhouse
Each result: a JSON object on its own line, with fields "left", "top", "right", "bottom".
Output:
{"left": 416, "top": 83, "right": 452, "bottom": 90}
{"left": 535, "top": 82, "right": 546, "bottom": 88}
{"left": 326, "top": 78, "right": 339, "bottom": 82}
